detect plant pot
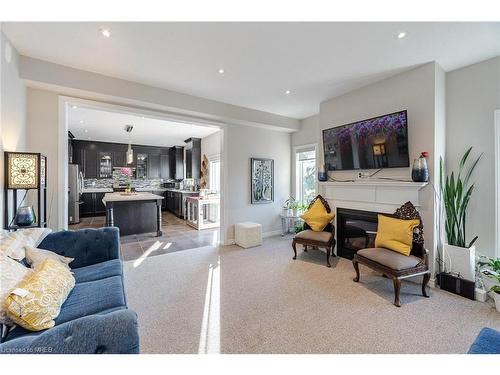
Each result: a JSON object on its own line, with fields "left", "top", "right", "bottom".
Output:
{"left": 493, "top": 293, "right": 500, "bottom": 312}
{"left": 482, "top": 274, "right": 499, "bottom": 299}
{"left": 443, "top": 243, "right": 476, "bottom": 281}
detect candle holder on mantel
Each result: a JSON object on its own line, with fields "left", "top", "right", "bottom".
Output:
{"left": 4, "top": 152, "right": 47, "bottom": 231}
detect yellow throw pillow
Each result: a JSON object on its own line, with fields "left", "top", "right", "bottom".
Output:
{"left": 300, "top": 199, "right": 335, "bottom": 232}
{"left": 375, "top": 214, "right": 420, "bottom": 256}
{"left": 5, "top": 258, "right": 75, "bottom": 331}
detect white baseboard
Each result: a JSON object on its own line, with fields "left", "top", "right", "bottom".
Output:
{"left": 263, "top": 229, "right": 282, "bottom": 238}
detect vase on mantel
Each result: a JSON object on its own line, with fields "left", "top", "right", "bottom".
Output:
{"left": 411, "top": 152, "right": 429, "bottom": 182}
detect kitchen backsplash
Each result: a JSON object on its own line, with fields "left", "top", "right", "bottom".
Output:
{"left": 84, "top": 167, "right": 199, "bottom": 189}
{"left": 84, "top": 178, "right": 166, "bottom": 189}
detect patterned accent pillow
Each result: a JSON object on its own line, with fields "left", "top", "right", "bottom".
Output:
{"left": 5, "top": 259, "right": 75, "bottom": 331}
{"left": 25, "top": 246, "right": 74, "bottom": 270}
{"left": 0, "top": 254, "right": 33, "bottom": 326}
{"left": 0, "top": 228, "right": 52, "bottom": 260}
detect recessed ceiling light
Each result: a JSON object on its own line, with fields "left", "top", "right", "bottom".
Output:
{"left": 218, "top": 68, "right": 225, "bottom": 74}
{"left": 72, "top": 105, "right": 78, "bottom": 109}
{"left": 79, "top": 120, "right": 84, "bottom": 124}
{"left": 285, "top": 90, "right": 291, "bottom": 95}
{"left": 397, "top": 32, "right": 407, "bottom": 39}
{"left": 84, "top": 129, "right": 88, "bottom": 133}
{"left": 100, "top": 28, "right": 111, "bottom": 38}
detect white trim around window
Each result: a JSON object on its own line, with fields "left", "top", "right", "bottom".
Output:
{"left": 494, "top": 110, "right": 500, "bottom": 258}
{"left": 293, "top": 143, "right": 318, "bottom": 204}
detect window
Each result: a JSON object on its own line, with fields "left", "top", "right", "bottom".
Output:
{"left": 209, "top": 156, "right": 221, "bottom": 192}
{"left": 295, "top": 147, "right": 317, "bottom": 204}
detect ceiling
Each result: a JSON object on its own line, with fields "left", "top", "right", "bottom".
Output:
{"left": 4, "top": 22, "right": 500, "bottom": 119}
{"left": 68, "top": 105, "right": 219, "bottom": 147}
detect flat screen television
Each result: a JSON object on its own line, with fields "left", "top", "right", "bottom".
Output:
{"left": 322, "top": 110, "right": 409, "bottom": 171}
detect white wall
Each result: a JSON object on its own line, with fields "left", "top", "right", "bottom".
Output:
{"left": 25, "top": 88, "right": 60, "bottom": 230}
{"left": 292, "top": 115, "right": 320, "bottom": 147}
{"left": 290, "top": 115, "right": 320, "bottom": 199}
{"left": 1, "top": 31, "right": 27, "bottom": 228}
{"left": 20, "top": 56, "right": 299, "bottom": 132}
{"left": 318, "top": 62, "right": 444, "bottom": 275}
{"left": 224, "top": 125, "right": 291, "bottom": 242}
{"left": 201, "top": 131, "right": 221, "bottom": 159}
{"left": 446, "top": 56, "right": 500, "bottom": 258}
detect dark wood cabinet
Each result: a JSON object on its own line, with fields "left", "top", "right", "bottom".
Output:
{"left": 148, "top": 154, "right": 161, "bottom": 179}
{"left": 94, "top": 192, "right": 106, "bottom": 214}
{"left": 169, "top": 146, "right": 184, "bottom": 180}
{"left": 136, "top": 153, "right": 148, "bottom": 179}
{"left": 98, "top": 152, "right": 113, "bottom": 179}
{"left": 81, "top": 192, "right": 107, "bottom": 216}
{"left": 83, "top": 148, "right": 98, "bottom": 179}
{"left": 184, "top": 138, "right": 201, "bottom": 179}
{"left": 73, "top": 140, "right": 172, "bottom": 179}
{"left": 160, "top": 154, "right": 170, "bottom": 179}
{"left": 113, "top": 151, "right": 127, "bottom": 167}
{"left": 80, "top": 193, "right": 94, "bottom": 216}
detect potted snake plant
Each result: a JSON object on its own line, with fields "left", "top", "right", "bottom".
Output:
{"left": 439, "top": 147, "right": 482, "bottom": 281}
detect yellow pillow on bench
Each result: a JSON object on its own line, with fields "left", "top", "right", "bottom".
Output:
{"left": 300, "top": 199, "right": 335, "bottom": 232}
{"left": 375, "top": 214, "right": 420, "bottom": 256}
{"left": 5, "top": 258, "right": 75, "bottom": 331}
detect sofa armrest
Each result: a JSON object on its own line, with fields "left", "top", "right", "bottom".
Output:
{"left": 0, "top": 309, "right": 139, "bottom": 354}
{"left": 38, "top": 227, "right": 120, "bottom": 268}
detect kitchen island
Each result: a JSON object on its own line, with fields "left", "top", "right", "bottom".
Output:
{"left": 102, "top": 192, "right": 164, "bottom": 236}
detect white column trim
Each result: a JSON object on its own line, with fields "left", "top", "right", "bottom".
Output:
{"left": 494, "top": 110, "right": 500, "bottom": 258}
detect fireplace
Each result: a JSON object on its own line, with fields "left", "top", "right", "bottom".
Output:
{"left": 336, "top": 208, "right": 379, "bottom": 259}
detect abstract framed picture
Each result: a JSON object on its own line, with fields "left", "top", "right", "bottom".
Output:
{"left": 250, "top": 158, "right": 274, "bottom": 204}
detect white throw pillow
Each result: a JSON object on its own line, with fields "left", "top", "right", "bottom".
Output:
{"left": 0, "top": 254, "right": 33, "bottom": 326}
{"left": 0, "top": 228, "right": 52, "bottom": 261}
{"left": 24, "top": 246, "right": 74, "bottom": 270}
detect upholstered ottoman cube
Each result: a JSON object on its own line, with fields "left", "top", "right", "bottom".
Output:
{"left": 235, "top": 222, "right": 262, "bottom": 248}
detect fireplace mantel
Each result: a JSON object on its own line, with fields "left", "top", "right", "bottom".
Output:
{"left": 319, "top": 180, "right": 428, "bottom": 213}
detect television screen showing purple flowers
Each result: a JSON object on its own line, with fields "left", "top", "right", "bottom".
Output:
{"left": 322, "top": 110, "right": 410, "bottom": 171}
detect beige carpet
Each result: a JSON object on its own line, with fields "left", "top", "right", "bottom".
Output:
{"left": 123, "top": 236, "right": 500, "bottom": 354}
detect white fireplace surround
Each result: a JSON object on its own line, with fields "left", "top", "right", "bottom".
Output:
{"left": 319, "top": 180, "right": 428, "bottom": 215}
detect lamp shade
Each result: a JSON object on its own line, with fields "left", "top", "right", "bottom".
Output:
{"left": 5, "top": 152, "right": 44, "bottom": 189}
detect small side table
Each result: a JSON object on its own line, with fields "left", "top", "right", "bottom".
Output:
{"left": 280, "top": 213, "right": 302, "bottom": 236}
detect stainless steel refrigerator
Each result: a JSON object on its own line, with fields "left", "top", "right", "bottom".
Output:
{"left": 68, "top": 164, "right": 83, "bottom": 224}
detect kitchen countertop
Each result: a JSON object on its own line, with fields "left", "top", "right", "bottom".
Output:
{"left": 165, "top": 188, "right": 200, "bottom": 194}
{"left": 82, "top": 188, "right": 113, "bottom": 193}
{"left": 102, "top": 192, "right": 164, "bottom": 203}
{"left": 134, "top": 187, "right": 168, "bottom": 192}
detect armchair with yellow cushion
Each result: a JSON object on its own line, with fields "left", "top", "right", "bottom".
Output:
{"left": 352, "top": 201, "right": 431, "bottom": 307}
{"left": 292, "top": 195, "right": 336, "bottom": 267}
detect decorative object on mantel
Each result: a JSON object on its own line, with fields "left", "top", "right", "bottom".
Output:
{"left": 411, "top": 151, "right": 429, "bottom": 182}
{"left": 438, "top": 147, "right": 482, "bottom": 287}
{"left": 250, "top": 158, "right": 274, "bottom": 204}
{"left": 200, "top": 154, "right": 209, "bottom": 189}
{"left": 4, "top": 152, "right": 47, "bottom": 230}
{"left": 318, "top": 164, "right": 328, "bottom": 182}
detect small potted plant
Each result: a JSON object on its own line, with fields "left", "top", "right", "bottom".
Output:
{"left": 479, "top": 257, "right": 500, "bottom": 311}
{"left": 283, "top": 197, "right": 297, "bottom": 216}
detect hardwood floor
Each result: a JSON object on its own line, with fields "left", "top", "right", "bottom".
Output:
{"left": 69, "top": 211, "right": 219, "bottom": 261}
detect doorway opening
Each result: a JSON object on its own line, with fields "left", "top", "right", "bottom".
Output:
{"left": 61, "top": 97, "right": 225, "bottom": 261}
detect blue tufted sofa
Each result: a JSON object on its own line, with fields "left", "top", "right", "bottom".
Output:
{"left": 0, "top": 227, "right": 139, "bottom": 354}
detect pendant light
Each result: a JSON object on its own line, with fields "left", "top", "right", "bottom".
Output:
{"left": 125, "top": 125, "right": 134, "bottom": 164}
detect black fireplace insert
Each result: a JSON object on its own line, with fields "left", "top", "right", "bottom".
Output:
{"left": 336, "top": 208, "right": 379, "bottom": 259}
